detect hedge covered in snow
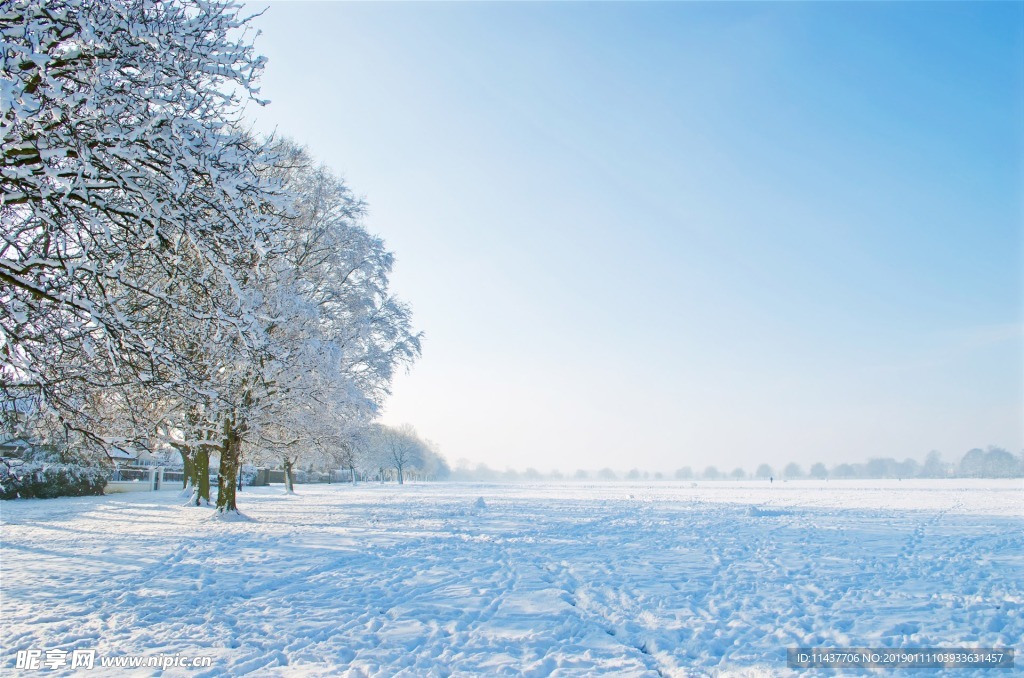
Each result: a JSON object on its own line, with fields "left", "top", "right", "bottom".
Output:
{"left": 0, "top": 462, "right": 107, "bottom": 500}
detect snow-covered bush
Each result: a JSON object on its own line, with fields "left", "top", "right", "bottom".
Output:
{"left": 0, "top": 461, "right": 107, "bottom": 500}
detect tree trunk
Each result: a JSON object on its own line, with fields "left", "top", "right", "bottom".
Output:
{"left": 350, "top": 466, "right": 356, "bottom": 484}
{"left": 195, "top": 447, "right": 211, "bottom": 506}
{"left": 283, "top": 457, "right": 295, "bottom": 494}
{"left": 181, "top": 450, "right": 194, "bottom": 490}
{"left": 397, "top": 465, "right": 404, "bottom": 485}
{"left": 216, "top": 423, "right": 240, "bottom": 513}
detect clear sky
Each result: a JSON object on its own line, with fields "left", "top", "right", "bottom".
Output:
{"left": 244, "top": 1, "right": 1023, "bottom": 474}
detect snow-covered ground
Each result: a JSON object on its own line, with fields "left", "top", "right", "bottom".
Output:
{"left": 1, "top": 480, "right": 1021, "bottom": 676}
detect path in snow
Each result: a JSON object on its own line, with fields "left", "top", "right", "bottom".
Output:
{"left": 1, "top": 480, "right": 1021, "bottom": 676}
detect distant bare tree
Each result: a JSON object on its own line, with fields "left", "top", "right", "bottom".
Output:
{"left": 920, "top": 450, "right": 946, "bottom": 478}
{"left": 361, "top": 424, "right": 435, "bottom": 485}
{"left": 959, "top": 446, "right": 1022, "bottom": 478}
{"left": 674, "top": 467, "right": 693, "bottom": 480}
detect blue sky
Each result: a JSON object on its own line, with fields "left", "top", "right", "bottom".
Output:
{"left": 245, "top": 1, "right": 1022, "bottom": 473}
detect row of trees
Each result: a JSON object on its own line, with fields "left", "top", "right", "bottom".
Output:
{"left": 276, "top": 423, "right": 450, "bottom": 492}
{"left": 447, "top": 447, "right": 1022, "bottom": 482}
{"left": 673, "top": 448, "right": 1022, "bottom": 480}
{"left": 1, "top": 0, "right": 422, "bottom": 511}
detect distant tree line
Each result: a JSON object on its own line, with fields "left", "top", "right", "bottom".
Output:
{"left": 680, "top": 446, "right": 1022, "bottom": 480}
{"left": 251, "top": 422, "right": 450, "bottom": 492}
{"left": 347, "top": 424, "right": 450, "bottom": 486}
{"left": 446, "top": 446, "right": 1023, "bottom": 482}
{"left": 680, "top": 446, "right": 1023, "bottom": 480}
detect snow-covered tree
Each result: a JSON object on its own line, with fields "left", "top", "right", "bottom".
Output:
{"left": 349, "top": 423, "right": 447, "bottom": 485}
{"left": 336, "top": 436, "right": 359, "bottom": 484}
{"left": 958, "top": 446, "right": 1022, "bottom": 478}
{"left": 156, "top": 394, "right": 224, "bottom": 505}
{"left": 920, "top": 450, "right": 947, "bottom": 478}
{"left": 1, "top": 0, "right": 278, "bottom": 452}
{"left": 213, "top": 143, "right": 420, "bottom": 508}
{"left": 2, "top": 3, "right": 422, "bottom": 513}
{"left": 386, "top": 424, "right": 427, "bottom": 485}
{"left": 417, "top": 440, "right": 450, "bottom": 481}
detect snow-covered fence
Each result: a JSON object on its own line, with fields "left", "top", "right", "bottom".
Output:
{"left": 106, "top": 467, "right": 175, "bottom": 493}
{"left": 259, "top": 469, "right": 356, "bottom": 485}
{"left": 161, "top": 470, "right": 218, "bottom": 490}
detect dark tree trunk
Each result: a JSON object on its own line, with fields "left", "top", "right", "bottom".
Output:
{"left": 179, "top": 448, "right": 194, "bottom": 490}
{"left": 283, "top": 457, "right": 295, "bottom": 494}
{"left": 195, "top": 447, "right": 211, "bottom": 505}
{"left": 216, "top": 422, "right": 241, "bottom": 513}
{"left": 397, "top": 465, "right": 404, "bottom": 485}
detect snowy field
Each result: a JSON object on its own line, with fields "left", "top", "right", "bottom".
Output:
{"left": 1, "top": 480, "right": 1021, "bottom": 676}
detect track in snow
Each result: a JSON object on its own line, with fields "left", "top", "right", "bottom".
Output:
{"left": 1, "top": 480, "right": 1021, "bottom": 676}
